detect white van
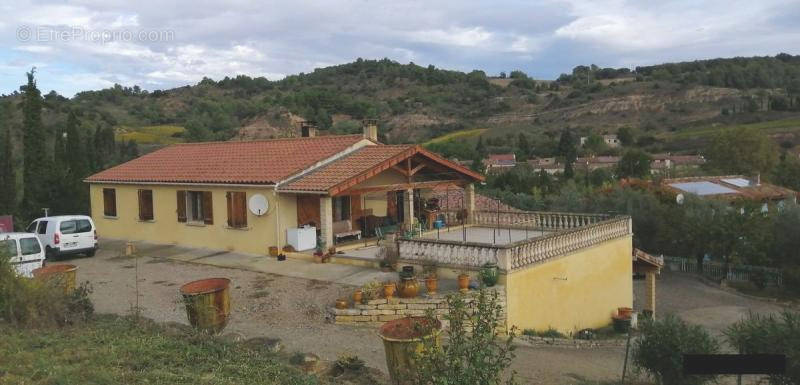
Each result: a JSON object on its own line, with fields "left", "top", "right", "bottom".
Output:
{"left": 1, "top": 232, "right": 45, "bottom": 277}
{"left": 26, "top": 215, "right": 98, "bottom": 258}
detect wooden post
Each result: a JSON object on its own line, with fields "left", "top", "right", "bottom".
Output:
{"left": 646, "top": 271, "right": 656, "bottom": 319}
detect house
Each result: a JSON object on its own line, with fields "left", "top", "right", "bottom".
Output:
{"left": 483, "top": 153, "right": 516, "bottom": 174}
{"left": 662, "top": 175, "right": 797, "bottom": 209}
{"left": 85, "top": 121, "right": 485, "bottom": 254}
{"left": 527, "top": 157, "right": 564, "bottom": 174}
{"left": 580, "top": 134, "right": 620, "bottom": 148}
{"left": 575, "top": 156, "right": 621, "bottom": 171}
{"left": 650, "top": 154, "right": 705, "bottom": 175}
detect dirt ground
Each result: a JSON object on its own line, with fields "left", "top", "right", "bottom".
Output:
{"left": 58, "top": 242, "right": 792, "bottom": 384}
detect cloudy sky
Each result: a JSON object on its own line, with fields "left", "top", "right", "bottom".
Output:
{"left": 1, "top": 0, "right": 799, "bottom": 97}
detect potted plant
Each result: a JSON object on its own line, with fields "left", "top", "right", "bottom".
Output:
{"left": 269, "top": 246, "right": 279, "bottom": 257}
{"left": 314, "top": 236, "right": 326, "bottom": 263}
{"left": 361, "top": 281, "right": 382, "bottom": 303}
{"left": 383, "top": 281, "right": 397, "bottom": 299}
{"left": 423, "top": 263, "right": 438, "bottom": 296}
{"left": 457, "top": 271, "right": 470, "bottom": 293}
{"left": 352, "top": 289, "right": 363, "bottom": 304}
{"left": 479, "top": 262, "right": 499, "bottom": 287}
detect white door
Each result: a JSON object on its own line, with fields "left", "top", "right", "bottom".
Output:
{"left": 17, "top": 237, "right": 44, "bottom": 277}
{"left": 73, "top": 219, "right": 95, "bottom": 250}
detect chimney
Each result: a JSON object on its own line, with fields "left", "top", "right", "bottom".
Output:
{"left": 300, "top": 121, "right": 317, "bottom": 138}
{"left": 362, "top": 119, "right": 378, "bottom": 142}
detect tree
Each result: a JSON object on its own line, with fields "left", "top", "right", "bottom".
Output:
{"left": 63, "top": 112, "right": 91, "bottom": 214}
{"left": 706, "top": 126, "right": 777, "bottom": 175}
{"left": 413, "top": 290, "right": 517, "bottom": 385}
{"left": 475, "top": 136, "right": 487, "bottom": 159}
{"left": 633, "top": 315, "right": 720, "bottom": 385}
{"left": 617, "top": 149, "right": 652, "bottom": 178}
{"left": 558, "top": 129, "right": 577, "bottom": 179}
{"left": 583, "top": 134, "right": 607, "bottom": 154}
{"left": 20, "top": 68, "right": 51, "bottom": 220}
{"left": 0, "top": 115, "right": 15, "bottom": 215}
{"left": 617, "top": 126, "right": 634, "bottom": 146}
{"left": 516, "top": 133, "right": 531, "bottom": 160}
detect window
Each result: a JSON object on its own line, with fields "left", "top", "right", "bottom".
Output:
{"left": 226, "top": 191, "right": 248, "bottom": 228}
{"left": 37, "top": 221, "right": 48, "bottom": 234}
{"left": 177, "top": 190, "right": 213, "bottom": 224}
{"left": 75, "top": 220, "right": 92, "bottom": 233}
{"left": 103, "top": 188, "right": 117, "bottom": 217}
{"left": 19, "top": 238, "right": 41, "bottom": 255}
{"left": 1, "top": 239, "right": 17, "bottom": 257}
{"left": 138, "top": 189, "right": 154, "bottom": 221}
{"left": 60, "top": 220, "right": 77, "bottom": 234}
{"left": 26, "top": 221, "right": 37, "bottom": 233}
{"left": 333, "top": 196, "right": 351, "bottom": 221}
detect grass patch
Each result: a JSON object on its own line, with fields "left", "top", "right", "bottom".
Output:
{"left": 0, "top": 314, "right": 317, "bottom": 384}
{"left": 424, "top": 128, "right": 487, "bottom": 145}
{"left": 662, "top": 118, "right": 800, "bottom": 140}
{"left": 522, "top": 327, "right": 567, "bottom": 338}
{"left": 115, "top": 124, "right": 185, "bottom": 144}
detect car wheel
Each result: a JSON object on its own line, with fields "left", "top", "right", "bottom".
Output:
{"left": 86, "top": 250, "right": 96, "bottom": 257}
{"left": 45, "top": 246, "right": 56, "bottom": 260}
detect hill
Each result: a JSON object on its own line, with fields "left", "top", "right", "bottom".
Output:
{"left": 1, "top": 54, "right": 799, "bottom": 161}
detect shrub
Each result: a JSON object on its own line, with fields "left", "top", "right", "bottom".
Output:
{"left": 413, "top": 289, "right": 517, "bottom": 385}
{"left": 632, "top": 314, "right": 720, "bottom": 385}
{"left": 725, "top": 311, "right": 800, "bottom": 385}
{"left": 0, "top": 255, "right": 94, "bottom": 327}
{"left": 522, "top": 327, "right": 566, "bottom": 339}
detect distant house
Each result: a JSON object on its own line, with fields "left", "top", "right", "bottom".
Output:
{"left": 662, "top": 175, "right": 796, "bottom": 210}
{"left": 483, "top": 153, "right": 516, "bottom": 174}
{"left": 527, "top": 157, "right": 564, "bottom": 174}
{"left": 650, "top": 154, "right": 706, "bottom": 174}
{"left": 580, "top": 134, "right": 620, "bottom": 148}
{"left": 575, "top": 156, "right": 621, "bottom": 171}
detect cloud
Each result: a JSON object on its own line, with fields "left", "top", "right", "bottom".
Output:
{"left": 0, "top": 0, "right": 797, "bottom": 96}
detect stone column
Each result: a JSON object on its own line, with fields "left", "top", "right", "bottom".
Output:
{"left": 320, "top": 196, "right": 334, "bottom": 249}
{"left": 646, "top": 271, "right": 656, "bottom": 319}
{"left": 404, "top": 188, "right": 414, "bottom": 231}
{"left": 465, "top": 183, "right": 476, "bottom": 224}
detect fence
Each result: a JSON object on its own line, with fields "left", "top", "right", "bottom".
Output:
{"left": 663, "top": 256, "right": 783, "bottom": 286}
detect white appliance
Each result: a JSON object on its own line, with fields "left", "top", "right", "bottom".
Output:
{"left": 287, "top": 226, "right": 316, "bottom": 251}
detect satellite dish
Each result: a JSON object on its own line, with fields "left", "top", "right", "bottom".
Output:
{"left": 676, "top": 193, "right": 685, "bottom": 205}
{"left": 249, "top": 194, "right": 269, "bottom": 216}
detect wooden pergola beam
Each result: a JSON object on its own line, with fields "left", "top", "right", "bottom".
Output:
{"left": 334, "top": 179, "right": 465, "bottom": 196}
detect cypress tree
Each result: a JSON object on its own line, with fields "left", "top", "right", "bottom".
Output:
{"left": 21, "top": 68, "right": 50, "bottom": 220}
{"left": 65, "top": 112, "right": 90, "bottom": 213}
{"left": 0, "top": 114, "right": 16, "bottom": 215}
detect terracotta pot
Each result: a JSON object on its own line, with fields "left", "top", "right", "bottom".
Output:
{"left": 383, "top": 283, "right": 396, "bottom": 299}
{"left": 268, "top": 246, "right": 279, "bottom": 257}
{"left": 425, "top": 277, "right": 438, "bottom": 295}
{"left": 180, "top": 278, "right": 231, "bottom": 334}
{"left": 353, "top": 289, "right": 363, "bottom": 304}
{"left": 457, "top": 274, "right": 470, "bottom": 293}
{"left": 335, "top": 298, "right": 348, "bottom": 309}
{"left": 398, "top": 277, "right": 419, "bottom": 298}
{"left": 617, "top": 307, "right": 633, "bottom": 319}
{"left": 379, "top": 317, "right": 442, "bottom": 385}
{"left": 314, "top": 255, "right": 323, "bottom": 263}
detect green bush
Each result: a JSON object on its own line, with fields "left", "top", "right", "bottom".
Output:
{"left": 632, "top": 314, "right": 720, "bottom": 385}
{"left": 522, "top": 327, "right": 566, "bottom": 339}
{"left": 725, "top": 311, "right": 800, "bottom": 385}
{"left": 413, "top": 289, "right": 517, "bottom": 385}
{"left": 0, "top": 255, "right": 93, "bottom": 327}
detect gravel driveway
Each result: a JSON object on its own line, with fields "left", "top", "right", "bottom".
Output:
{"left": 57, "top": 241, "right": 790, "bottom": 384}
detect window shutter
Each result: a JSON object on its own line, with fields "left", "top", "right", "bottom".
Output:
{"left": 237, "top": 192, "right": 248, "bottom": 227}
{"left": 226, "top": 192, "right": 233, "bottom": 227}
{"left": 176, "top": 190, "right": 186, "bottom": 222}
{"left": 103, "top": 188, "right": 117, "bottom": 217}
{"left": 202, "top": 191, "right": 214, "bottom": 225}
{"left": 138, "top": 190, "right": 145, "bottom": 220}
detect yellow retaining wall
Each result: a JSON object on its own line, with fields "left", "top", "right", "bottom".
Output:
{"left": 89, "top": 183, "right": 298, "bottom": 255}
{"left": 504, "top": 235, "right": 632, "bottom": 335}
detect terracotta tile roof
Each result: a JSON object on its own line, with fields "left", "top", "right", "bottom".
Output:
{"left": 281, "top": 145, "right": 415, "bottom": 192}
{"left": 86, "top": 135, "right": 365, "bottom": 184}
{"left": 281, "top": 145, "right": 484, "bottom": 193}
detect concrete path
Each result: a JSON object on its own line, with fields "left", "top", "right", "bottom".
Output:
{"left": 105, "top": 239, "right": 397, "bottom": 287}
